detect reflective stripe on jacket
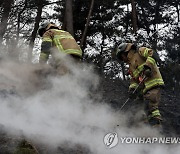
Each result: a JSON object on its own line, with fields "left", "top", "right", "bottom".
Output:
{"left": 128, "top": 47, "right": 164, "bottom": 94}
{"left": 40, "top": 29, "right": 82, "bottom": 63}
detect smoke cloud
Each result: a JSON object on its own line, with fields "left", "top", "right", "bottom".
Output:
{"left": 0, "top": 55, "right": 179, "bottom": 154}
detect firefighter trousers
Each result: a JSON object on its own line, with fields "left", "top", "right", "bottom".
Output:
{"left": 143, "top": 87, "right": 162, "bottom": 125}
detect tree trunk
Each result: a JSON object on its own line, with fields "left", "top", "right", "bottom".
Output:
{"left": 65, "top": 0, "right": 74, "bottom": 36}
{"left": 131, "top": 0, "right": 138, "bottom": 34}
{"left": 139, "top": 5, "right": 150, "bottom": 35}
{"left": 80, "top": 0, "right": 94, "bottom": 49}
{"left": 151, "top": 1, "right": 160, "bottom": 50}
{"left": 0, "top": 0, "right": 13, "bottom": 44}
{"left": 0, "top": 0, "right": 4, "bottom": 6}
{"left": 97, "top": 27, "right": 106, "bottom": 75}
{"left": 175, "top": 1, "right": 180, "bottom": 22}
{"left": 121, "top": 62, "right": 126, "bottom": 80}
{"left": 125, "top": 4, "right": 129, "bottom": 36}
{"left": 28, "top": 0, "right": 43, "bottom": 62}
{"left": 17, "top": 0, "right": 28, "bottom": 43}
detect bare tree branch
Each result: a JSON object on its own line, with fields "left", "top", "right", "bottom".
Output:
{"left": 80, "top": 0, "right": 94, "bottom": 49}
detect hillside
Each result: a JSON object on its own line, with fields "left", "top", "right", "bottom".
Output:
{"left": 0, "top": 66, "right": 180, "bottom": 153}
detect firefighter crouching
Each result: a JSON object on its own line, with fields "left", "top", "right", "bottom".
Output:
{"left": 115, "top": 43, "right": 165, "bottom": 127}
{"left": 38, "top": 22, "right": 82, "bottom": 75}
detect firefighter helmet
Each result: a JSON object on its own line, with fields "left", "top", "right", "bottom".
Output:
{"left": 115, "top": 43, "right": 128, "bottom": 56}
{"left": 38, "top": 22, "right": 50, "bottom": 37}
{"left": 38, "top": 22, "right": 60, "bottom": 37}
{"left": 115, "top": 43, "right": 134, "bottom": 60}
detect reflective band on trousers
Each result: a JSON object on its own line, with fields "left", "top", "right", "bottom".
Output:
{"left": 148, "top": 109, "right": 161, "bottom": 120}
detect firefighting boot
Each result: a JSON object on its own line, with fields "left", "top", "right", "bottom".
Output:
{"left": 148, "top": 109, "right": 163, "bottom": 127}
{"left": 149, "top": 116, "right": 162, "bottom": 127}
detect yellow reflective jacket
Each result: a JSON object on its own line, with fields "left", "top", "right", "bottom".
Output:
{"left": 39, "top": 29, "right": 82, "bottom": 63}
{"left": 128, "top": 47, "right": 164, "bottom": 94}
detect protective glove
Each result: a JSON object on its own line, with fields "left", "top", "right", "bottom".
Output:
{"left": 128, "top": 88, "right": 137, "bottom": 99}
{"left": 144, "top": 65, "right": 152, "bottom": 78}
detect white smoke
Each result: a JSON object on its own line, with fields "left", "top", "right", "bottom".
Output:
{"left": 0, "top": 56, "right": 179, "bottom": 154}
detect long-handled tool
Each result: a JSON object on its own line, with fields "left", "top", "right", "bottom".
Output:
{"left": 120, "top": 76, "right": 146, "bottom": 110}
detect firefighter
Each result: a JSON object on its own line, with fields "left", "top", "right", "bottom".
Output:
{"left": 38, "top": 22, "right": 82, "bottom": 75}
{"left": 115, "top": 43, "right": 164, "bottom": 127}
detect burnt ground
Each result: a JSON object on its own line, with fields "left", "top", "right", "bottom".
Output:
{"left": 0, "top": 76, "right": 180, "bottom": 153}
{"left": 98, "top": 77, "right": 180, "bottom": 136}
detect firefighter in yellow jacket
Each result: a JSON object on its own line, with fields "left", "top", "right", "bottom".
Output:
{"left": 38, "top": 22, "right": 82, "bottom": 75}
{"left": 115, "top": 43, "right": 164, "bottom": 127}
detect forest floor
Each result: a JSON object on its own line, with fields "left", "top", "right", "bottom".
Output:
{"left": 99, "top": 77, "right": 180, "bottom": 136}
{"left": 0, "top": 76, "right": 180, "bottom": 154}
